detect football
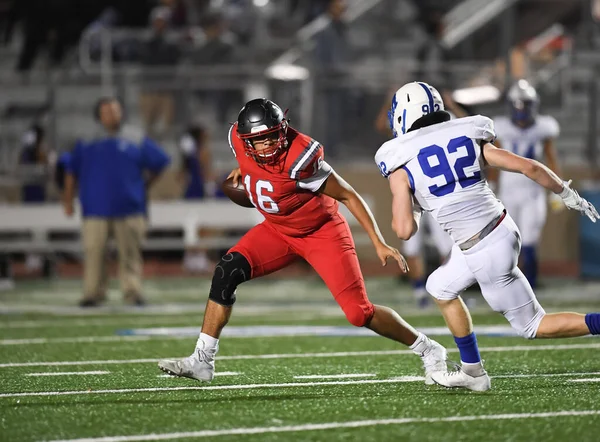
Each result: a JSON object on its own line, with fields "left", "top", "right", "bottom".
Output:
{"left": 221, "top": 177, "right": 254, "bottom": 208}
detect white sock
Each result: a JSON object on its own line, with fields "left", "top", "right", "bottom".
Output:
{"left": 461, "top": 361, "right": 485, "bottom": 376}
{"left": 409, "top": 332, "right": 430, "bottom": 355}
{"left": 196, "top": 332, "right": 219, "bottom": 351}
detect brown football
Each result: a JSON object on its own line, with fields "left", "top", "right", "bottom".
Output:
{"left": 221, "top": 177, "right": 254, "bottom": 208}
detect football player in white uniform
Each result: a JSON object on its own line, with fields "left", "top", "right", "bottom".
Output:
{"left": 487, "top": 80, "right": 562, "bottom": 288}
{"left": 375, "top": 81, "right": 600, "bottom": 392}
{"left": 375, "top": 88, "right": 459, "bottom": 307}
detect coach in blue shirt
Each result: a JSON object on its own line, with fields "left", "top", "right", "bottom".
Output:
{"left": 64, "top": 97, "right": 170, "bottom": 307}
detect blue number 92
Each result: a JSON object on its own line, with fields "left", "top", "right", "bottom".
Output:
{"left": 417, "top": 136, "right": 481, "bottom": 197}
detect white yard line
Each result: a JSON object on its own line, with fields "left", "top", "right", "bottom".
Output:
{"left": 2, "top": 342, "right": 600, "bottom": 368}
{"left": 0, "top": 378, "right": 422, "bottom": 398}
{"left": 47, "top": 410, "right": 600, "bottom": 442}
{"left": 3, "top": 371, "right": 600, "bottom": 399}
{"left": 25, "top": 371, "right": 110, "bottom": 377}
{"left": 0, "top": 303, "right": 345, "bottom": 317}
{"left": 293, "top": 374, "right": 376, "bottom": 379}
{"left": 569, "top": 378, "right": 600, "bottom": 383}
{"left": 0, "top": 336, "right": 154, "bottom": 345}
{"left": 158, "top": 372, "right": 241, "bottom": 378}
{"left": 0, "top": 324, "right": 593, "bottom": 345}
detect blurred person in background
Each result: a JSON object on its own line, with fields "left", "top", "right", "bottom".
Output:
{"left": 19, "top": 123, "right": 48, "bottom": 203}
{"left": 311, "top": 0, "right": 351, "bottom": 158}
{"left": 139, "top": 6, "right": 180, "bottom": 140}
{"left": 412, "top": 0, "right": 447, "bottom": 83}
{"left": 178, "top": 124, "right": 216, "bottom": 273}
{"left": 190, "top": 12, "right": 237, "bottom": 124}
{"left": 63, "top": 97, "right": 170, "bottom": 307}
{"left": 19, "top": 123, "right": 48, "bottom": 273}
{"left": 487, "top": 80, "right": 561, "bottom": 289}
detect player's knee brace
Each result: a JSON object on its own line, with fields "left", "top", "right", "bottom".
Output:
{"left": 504, "top": 302, "right": 546, "bottom": 339}
{"left": 208, "top": 252, "right": 251, "bottom": 307}
{"left": 342, "top": 301, "right": 375, "bottom": 327}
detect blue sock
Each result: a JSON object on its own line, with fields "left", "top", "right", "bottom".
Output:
{"left": 454, "top": 332, "right": 482, "bottom": 364}
{"left": 585, "top": 313, "right": 600, "bottom": 335}
{"left": 412, "top": 278, "right": 426, "bottom": 290}
{"left": 521, "top": 246, "right": 538, "bottom": 288}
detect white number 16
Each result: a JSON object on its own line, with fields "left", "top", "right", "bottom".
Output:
{"left": 243, "top": 175, "right": 280, "bottom": 214}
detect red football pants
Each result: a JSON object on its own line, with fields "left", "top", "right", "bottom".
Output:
{"left": 229, "top": 213, "right": 374, "bottom": 327}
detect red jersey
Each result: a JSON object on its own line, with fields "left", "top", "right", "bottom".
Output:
{"left": 228, "top": 123, "right": 339, "bottom": 237}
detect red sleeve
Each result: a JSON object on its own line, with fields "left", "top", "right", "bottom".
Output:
{"left": 289, "top": 137, "right": 334, "bottom": 192}
{"left": 289, "top": 138, "right": 325, "bottom": 180}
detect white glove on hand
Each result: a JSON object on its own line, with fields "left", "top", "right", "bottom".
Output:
{"left": 559, "top": 180, "right": 599, "bottom": 222}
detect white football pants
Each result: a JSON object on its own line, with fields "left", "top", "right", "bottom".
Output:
{"left": 499, "top": 190, "right": 547, "bottom": 247}
{"left": 425, "top": 214, "right": 546, "bottom": 339}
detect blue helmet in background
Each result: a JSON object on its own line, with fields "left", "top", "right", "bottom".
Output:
{"left": 508, "top": 79, "right": 539, "bottom": 126}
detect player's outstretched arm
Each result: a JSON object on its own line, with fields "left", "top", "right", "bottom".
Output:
{"left": 483, "top": 143, "right": 599, "bottom": 222}
{"left": 388, "top": 169, "right": 420, "bottom": 241}
{"left": 483, "top": 142, "right": 563, "bottom": 192}
{"left": 321, "top": 172, "right": 409, "bottom": 271}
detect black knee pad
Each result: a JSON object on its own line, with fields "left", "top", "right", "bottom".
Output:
{"left": 208, "top": 252, "right": 251, "bottom": 306}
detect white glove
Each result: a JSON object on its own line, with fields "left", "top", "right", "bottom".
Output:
{"left": 559, "top": 180, "right": 599, "bottom": 223}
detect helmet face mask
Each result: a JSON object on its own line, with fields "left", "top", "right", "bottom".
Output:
{"left": 238, "top": 120, "right": 288, "bottom": 165}
{"left": 236, "top": 98, "right": 289, "bottom": 168}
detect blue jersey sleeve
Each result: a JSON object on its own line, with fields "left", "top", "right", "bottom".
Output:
{"left": 68, "top": 142, "right": 83, "bottom": 177}
{"left": 141, "top": 137, "right": 171, "bottom": 173}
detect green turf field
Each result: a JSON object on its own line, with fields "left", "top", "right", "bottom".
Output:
{"left": 1, "top": 277, "right": 600, "bottom": 441}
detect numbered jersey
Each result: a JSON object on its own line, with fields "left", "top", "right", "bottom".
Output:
{"left": 494, "top": 115, "right": 559, "bottom": 197}
{"left": 375, "top": 115, "right": 504, "bottom": 244}
{"left": 229, "top": 123, "right": 337, "bottom": 237}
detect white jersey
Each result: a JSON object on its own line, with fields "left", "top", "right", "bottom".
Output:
{"left": 375, "top": 115, "right": 504, "bottom": 244}
{"left": 493, "top": 115, "right": 559, "bottom": 197}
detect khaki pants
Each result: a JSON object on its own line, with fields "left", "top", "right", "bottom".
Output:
{"left": 82, "top": 216, "right": 146, "bottom": 299}
{"left": 139, "top": 92, "right": 174, "bottom": 139}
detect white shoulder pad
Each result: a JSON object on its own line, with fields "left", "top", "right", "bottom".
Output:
{"left": 374, "top": 138, "right": 419, "bottom": 178}
{"left": 537, "top": 115, "right": 560, "bottom": 139}
{"left": 463, "top": 115, "right": 496, "bottom": 143}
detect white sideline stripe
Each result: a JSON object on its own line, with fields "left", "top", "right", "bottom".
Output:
{"left": 25, "top": 371, "right": 110, "bottom": 377}
{"left": 0, "top": 336, "right": 154, "bottom": 345}
{"left": 2, "top": 343, "right": 599, "bottom": 368}
{"left": 294, "top": 373, "right": 376, "bottom": 379}
{"left": 158, "top": 371, "right": 240, "bottom": 378}
{"left": 47, "top": 410, "right": 600, "bottom": 442}
{"left": 0, "top": 378, "right": 425, "bottom": 398}
{"left": 569, "top": 378, "right": 600, "bottom": 383}
{"left": 3, "top": 371, "right": 600, "bottom": 399}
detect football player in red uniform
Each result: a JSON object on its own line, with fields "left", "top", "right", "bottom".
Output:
{"left": 159, "top": 98, "right": 447, "bottom": 383}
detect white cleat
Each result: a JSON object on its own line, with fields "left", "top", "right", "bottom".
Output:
{"left": 431, "top": 367, "right": 491, "bottom": 392}
{"left": 158, "top": 347, "right": 216, "bottom": 382}
{"left": 420, "top": 339, "right": 448, "bottom": 385}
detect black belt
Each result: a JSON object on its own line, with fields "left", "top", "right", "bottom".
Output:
{"left": 459, "top": 209, "right": 507, "bottom": 251}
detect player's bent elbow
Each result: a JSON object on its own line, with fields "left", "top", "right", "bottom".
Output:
{"left": 392, "top": 218, "right": 413, "bottom": 241}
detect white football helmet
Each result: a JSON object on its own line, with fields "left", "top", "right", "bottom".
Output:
{"left": 388, "top": 82, "right": 444, "bottom": 137}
